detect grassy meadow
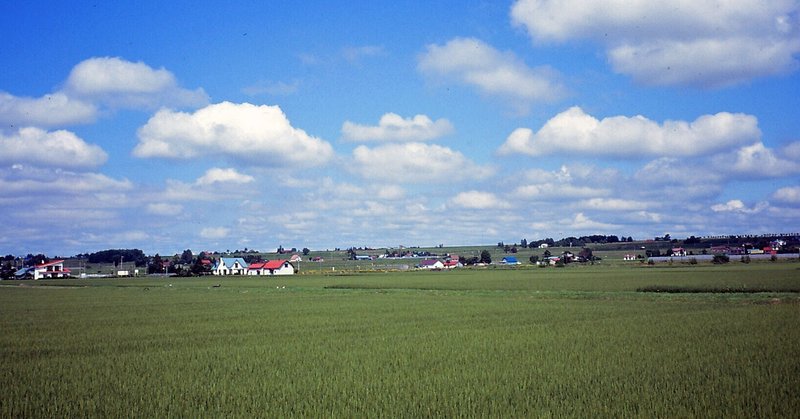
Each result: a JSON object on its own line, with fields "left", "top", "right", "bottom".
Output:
{"left": 1, "top": 263, "right": 799, "bottom": 417}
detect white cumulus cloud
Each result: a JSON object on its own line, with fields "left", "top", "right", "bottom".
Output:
{"left": 772, "top": 186, "right": 800, "bottom": 203}
{"left": 351, "top": 142, "right": 493, "bottom": 183}
{"left": 511, "top": 0, "right": 800, "bottom": 87}
{"left": 498, "top": 106, "right": 759, "bottom": 158}
{"left": 133, "top": 102, "right": 334, "bottom": 168}
{"left": 418, "top": 37, "right": 566, "bottom": 112}
{"left": 64, "top": 56, "right": 208, "bottom": 109}
{"left": 0, "top": 127, "right": 108, "bottom": 169}
{"left": 711, "top": 199, "right": 768, "bottom": 214}
{"left": 342, "top": 113, "right": 454, "bottom": 142}
{"left": 718, "top": 142, "right": 800, "bottom": 177}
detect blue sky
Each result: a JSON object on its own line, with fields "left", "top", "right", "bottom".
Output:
{"left": 1, "top": 1, "right": 799, "bottom": 256}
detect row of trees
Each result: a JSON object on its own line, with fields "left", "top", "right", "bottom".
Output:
{"left": 502, "top": 235, "right": 635, "bottom": 250}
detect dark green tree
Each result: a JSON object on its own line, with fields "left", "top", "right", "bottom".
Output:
{"left": 180, "top": 249, "right": 194, "bottom": 264}
{"left": 479, "top": 250, "right": 492, "bottom": 264}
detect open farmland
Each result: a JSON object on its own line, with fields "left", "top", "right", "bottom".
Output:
{"left": 1, "top": 263, "right": 799, "bottom": 417}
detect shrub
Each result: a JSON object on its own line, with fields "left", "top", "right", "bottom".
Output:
{"left": 712, "top": 254, "right": 730, "bottom": 264}
{"left": 740, "top": 255, "right": 751, "bottom": 264}
{"left": 689, "top": 258, "right": 698, "bottom": 265}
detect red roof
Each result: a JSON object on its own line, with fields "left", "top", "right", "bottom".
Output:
{"left": 264, "top": 260, "right": 287, "bottom": 269}
{"left": 35, "top": 259, "right": 65, "bottom": 268}
{"left": 247, "top": 260, "right": 290, "bottom": 270}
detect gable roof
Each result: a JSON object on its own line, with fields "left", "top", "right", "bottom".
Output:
{"left": 502, "top": 256, "right": 519, "bottom": 263}
{"left": 217, "top": 257, "right": 248, "bottom": 269}
{"left": 35, "top": 259, "right": 65, "bottom": 268}
{"left": 248, "top": 260, "right": 291, "bottom": 270}
{"left": 264, "top": 260, "right": 288, "bottom": 269}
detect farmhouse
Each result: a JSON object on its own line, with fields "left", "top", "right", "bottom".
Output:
{"left": 443, "top": 259, "right": 461, "bottom": 269}
{"left": 623, "top": 254, "right": 637, "bottom": 261}
{"left": 419, "top": 259, "right": 444, "bottom": 270}
{"left": 15, "top": 259, "right": 71, "bottom": 279}
{"left": 212, "top": 258, "right": 248, "bottom": 276}
{"left": 671, "top": 247, "right": 687, "bottom": 257}
{"left": 247, "top": 260, "right": 296, "bottom": 276}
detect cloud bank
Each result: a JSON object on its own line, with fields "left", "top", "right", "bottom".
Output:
{"left": 498, "top": 106, "right": 760, "bottom": 158}
{"left": 511, "top": 0, "right": 800, "bottom": 87}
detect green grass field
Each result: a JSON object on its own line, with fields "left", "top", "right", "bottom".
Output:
{"left": 1, "top": 263, "right": 798, "bottom": 417}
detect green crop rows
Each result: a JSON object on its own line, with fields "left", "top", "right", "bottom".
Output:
{"left": 1, "top": 263, "right": 799, "bottom": 417}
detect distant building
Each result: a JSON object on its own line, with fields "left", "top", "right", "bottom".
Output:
{"left": 443, "top": 259, "right": 461, "bottom": 269}
{"left": 623, "top": 254, "right": 637, "bottom": 261}
{"left": 419, "top": 259, "right": 444, "bottom": 270}
{"left": 15, "top": 260, "right": 71, "bottom": 280}
{"left": 501, "top": 256, "right": 520, "bottom": 265}
{"left": 248, "top": 260, "right": 296, "bottom": 276}
{"left": 212, "top": 258, "right": 248, "bottom": 276}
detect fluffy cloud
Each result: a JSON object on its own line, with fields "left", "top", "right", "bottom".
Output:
{"left": 498, "top": 106, "right": 759, "bottom": 158}
{"left": 711, "top": 199, "right": 769, "bottom": 214}
{"left": 134, "top": 102, "right": 334, "bottom": 168}
{"left": 0, "top": 57, "right": 207, "bottom": 129}
{"left": 342, "top": 113, "right": 454, "bottom": 142}
{"left": 196, "top": 167, "right": 254, "bottom": 185}
{"left": 511, "top": 0, "right": 800, "bottom": 87}
{"left": 418, "top": 37, "right": 566, "bottom": 111}
{"left": 0, "top": 92, "right": 97, "bottom": 127}
{"left": 351, "top": 142, "right": 493, "bottom": 183}
{"left": 717, "top": 142, "right": 800, "bottom": 177}
{"left": 450, "top": 191, "right": 511, "bottom": 209}
{"left": 772, "top": 186, "right": 800, "bottom": 203}
{"left": 64, "top": 57, "right": 208, "bottom": 109}
{"left": 0, "top": 127, "right": 108, "bottom": 169}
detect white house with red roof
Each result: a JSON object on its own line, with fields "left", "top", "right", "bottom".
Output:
{"left": 248, "top": 260, "right": 296, "bottom": 276}
{"left": 15, "top": 259, "right": 71, "bottom": 279}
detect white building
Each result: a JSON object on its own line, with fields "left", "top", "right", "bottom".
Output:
{"left": 248, "top": 260, "right": 296, "bottom": 276}
{"left": 212, "top": 258, "right": 248, "bottom": 276}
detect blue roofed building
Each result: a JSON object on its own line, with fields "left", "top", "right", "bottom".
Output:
{"left": 501, "top": 256, "right": 520, "bottom": 265}
{"left": 212, "top": 258, "right": 248, "bottom": 276}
